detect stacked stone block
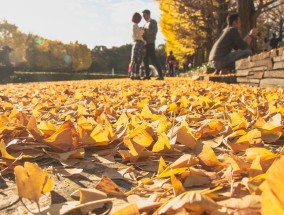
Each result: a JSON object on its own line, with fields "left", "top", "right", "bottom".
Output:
{"left": 236, "top": 48, "right": 284, "bottom": 88}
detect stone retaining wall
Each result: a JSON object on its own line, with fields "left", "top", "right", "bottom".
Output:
{"left": 236, "top": 47, "right": 284, "bottom": 88}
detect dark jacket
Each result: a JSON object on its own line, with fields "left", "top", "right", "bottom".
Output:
{"left": 209, "top": 27, "right": 248, "bottom": 61}
{"left": 270, "top": 37, "right": 279, "bottom": 49}
{"left": 143, "top": 19, "right": 158, "bottom": 44}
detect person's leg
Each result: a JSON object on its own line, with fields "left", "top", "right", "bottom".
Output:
{"left": 148, "top": 43, "right": 163, "bottom": 78}
{"left": 133, "top": 63, "right": 140, "bottom": 78}
{"left": 217, "top": 49, "right": 252, "bottom": 70}
{"left": 169, "top": 65, "right": 174, "bottom": 77}
{"left": 143, "top": 44, "right": 151, "bottom": 79}
{"left": 134, "top": 41, "right": 144, "bottom": 79}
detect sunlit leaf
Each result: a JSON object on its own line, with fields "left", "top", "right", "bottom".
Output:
{"left": 14, "top": 162, "right": 54, "bottom": 202}
{"left": 171, "top": 174, "right": 185, "bottom": 196}
{"left": 229, "top": 112, "right": 247, "bottom": 131}
{"left": 157, "top": 191, "right": 219, "bottom": 214}
{"left": 0, "top": 139, "right": 16, "bottom": 160}
{"left": 152, "top": 133, "right": 171, "bottom": 153}
{"left": 262, "top": 156, "right": 284, "bottom": 214}
{"left": 44, "top": 120, "right": 79, "bottom": 152}
{"left": 198, "top": 145, "right": 222, "bottom": 167}
{"left": 158, "top": 154, "right": 199, "bottom": 178}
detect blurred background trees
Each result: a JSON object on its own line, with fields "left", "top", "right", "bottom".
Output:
{"left": 1, "top": 0, "right": 284, "bottom": 73}
{"left": 0, "top": 20, "right": 164, "bottom": 74}
{"left": 0, "top": 20, "right": 92, "bottom": 72}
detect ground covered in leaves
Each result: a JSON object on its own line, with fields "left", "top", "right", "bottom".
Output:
{"left": 1, "top": 78, "right": 284, "bottom": 215}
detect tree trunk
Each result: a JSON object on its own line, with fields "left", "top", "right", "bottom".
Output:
{"left": 238, "top": 0, "right": 258, "bottom": 52}
{"left": 279, "top": 19, "right": 283, "bottom": 41}
{"left": 216, "top": 0, "right": 229, "bottom": 37}
{"left": 238, "top": 0, "right": 256, "bottom": 37}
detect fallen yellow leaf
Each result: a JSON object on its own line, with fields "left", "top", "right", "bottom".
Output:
{"left": 14, "top": 162, "right": 54, "bottom": 202}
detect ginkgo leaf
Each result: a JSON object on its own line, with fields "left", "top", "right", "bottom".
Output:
{"left": 179, "top": 96, "right": 189, "bottom": 108}
{"left": 140, "top": 105, "right": 159, "bottom": 120}
{"left": 182, "top": 168, "right": 211, "bottom": 188}
{"left": 249, "top": 156, "right": 263, "bottom": 178}
{"left": 74, "top": 91, "right": 83, "bottom": 100}
{"left": 175, "top": 122, "right": 197, "bottom": 149}
{"left": 198, "top": 96, "right": 211, "bottom": 108}
{"left": 79, "top": 188, "right": 107, "bottom": 214}
{"left": 202, "top": 135, "right": 223, "bottom": 148}
{"left": 100, "top": 113, "right": 115, "bottom": 138}
{"left": 245, "top": 147, "right": 280, "bottom": 162}
{"left": 0, "top": 139, "right": 15, "bottom": 160}
{"left": 37, "top": 121, "right": 57, "bottom": 136}
{"left": 158, "top": 156, "right": 167, "bottom": 175}
{"left": 44, "top": 120, "right": 79, "bottom": 152}
{"left": 236, "top": 129, "right": 262, "bottom": 145}
{"left": 137, "top": 99, "right": 149, "bottom": 108}
{"left": 196, "top": 119, "right": 224, "bottom": 138}
{"left": 242, "top": 174, "right": 267, "bottom": 194}
{"left": 114, "top": 112, "right": 129, "bottom": 127}
{"left": 90, "top": 124, "right": 110, "bottom": 145}
{"left": 123, "top": 138, "right": 145, "bottom": 158}
{"left": 78, "top": 123, "right": 96, "bottom": 145}
{"left": 171, "top": 174, "right": 185, "bottom": 196}
{"left": 198, "top": 145, "right": 222, "bottom": 167}
{"left": 119, "top": 149, "right": 152, "bottom": 163}
{"left": 255, "top": 114, "right": 282, "bottom": 132}
{"left": 14, "top": 162, "right": 54, "bottom": 202}
{"left": 160, "top": 97, "right": 167, "bottom": 106}
{"left": 167, "top": 103, "right": 178, "bottom": 113}
{"left": 223, "top": 153, "right": 250, "bottom": 173}
{"left": 9, "top": 110, "right": 29, "bottom": 126}
{"left": 128, "top": 123, "right": 148, "bottom": 138}
{"left": 0, "top": 115, "right": 9, "bottom": 127}
{"left": 132, "top": 129, "right": 153, "bottom": 147}
{"left": 229, "top": 112, "right": 247, "bottom": 131}
{"left": 152, "top": 133, "right": 171, "bottom": 153}
{"left": 158, "top": 154, "right": 199, "bottom": 178}
{"left": 157, "top": 191, "right": 219, "bottom": 214}
{"left": 77, "top": 104, "right": 88, "bottom": 116}
{"left": 254, "top": 114, "right": 282, "bottom": 143}
{"left": 229, "top": 129, "right": 262, "bottom": 152}
{"left": 262, "top": 156, "right": 284, "bottom": 214}
{"left": 27, "top": 116, "right": 44, "bottom": 141}
{"left": 156, "top": 115, "right": 172, "bottom": 134}
{"left": 95, "top": 175, "right": 124, "bottom": 196}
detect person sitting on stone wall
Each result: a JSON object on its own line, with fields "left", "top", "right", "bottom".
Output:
{"left": 209, "top": 13, "right": 258, "bottom": 74}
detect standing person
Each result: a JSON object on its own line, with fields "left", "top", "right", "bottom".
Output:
{"left": 262, "top": 37, "right": 270, "bottom": 51}
{"left": 0, "top": 45, "right": 13, "bottom": 67}
{"left": 0, "top": 45, "right": 13, "bottom": 84}
{"left": 142, "top": 9, "right": 164, "bottom": 80}
{"left": 174, "top": 60, "right": 179, "bottom": 77}
{"left": 130, "top": 12, "right": 145, "bottom": 80}
{"left": 166, "top": 51, "right": 176, "bottom": 77}
{"left": 270, "top": 33, "right": 279, "bottom": 50}
{"left": 209, "top": 13, "right": 258, "bottom": 73}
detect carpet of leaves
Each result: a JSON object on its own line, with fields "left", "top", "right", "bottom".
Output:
{"left": 1, "top": 78, "right": 284, "bottom": 215}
